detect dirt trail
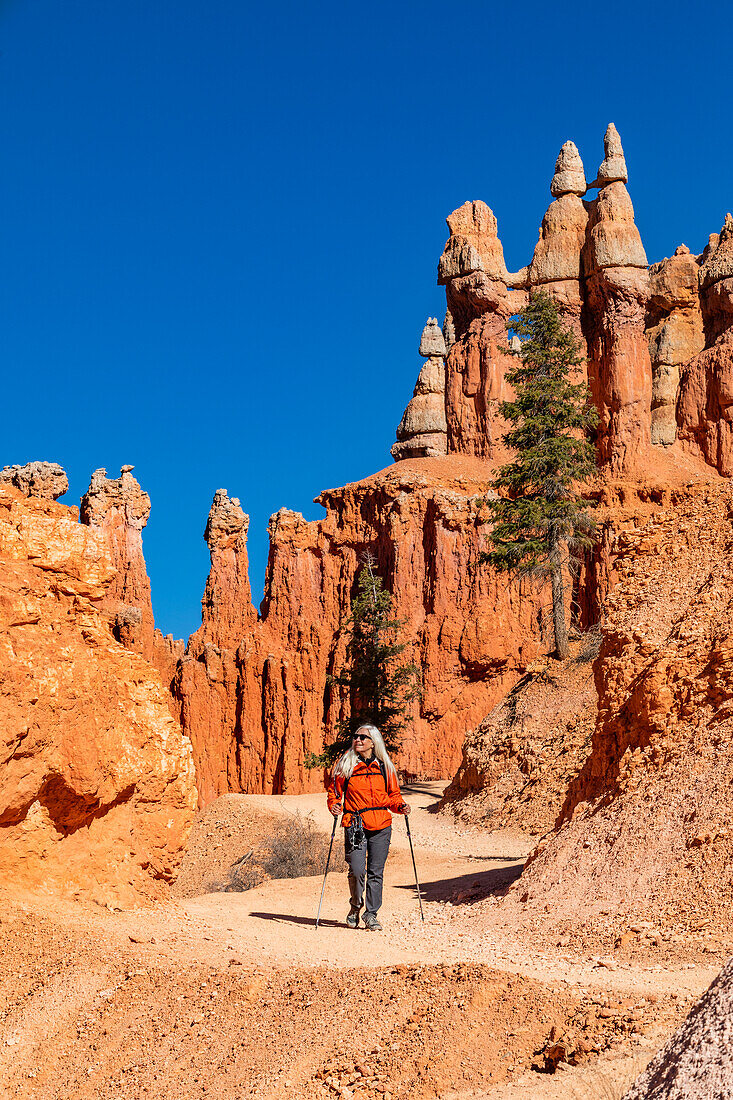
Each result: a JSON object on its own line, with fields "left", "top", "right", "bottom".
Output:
{"left": 0, "top": 784, "right": 723, "bottom": 1099}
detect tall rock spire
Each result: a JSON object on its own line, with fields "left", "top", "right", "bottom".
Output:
{"left": 391, "top": 318, "right": 448, "bottom": 461}
{"left": 647, "top": 246, "right": 704, "bottom": 446}
{"left": 437, "top": 200, "right": 511, "bottom": 337}
{"left": 529, "top": 140, "right": 589, "bottom": 322}
{"left": 582, "top": 124, "right": 652, "bottom": 472}
{"left": 80, "top": 466, "right": 156, "bottom": 658}
{"left": 678, "top": 213, "right": 733, "bottom": 473}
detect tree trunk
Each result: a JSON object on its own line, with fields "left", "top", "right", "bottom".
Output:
{"left": 550, "top": 550, "right": 569, "bottom": 660}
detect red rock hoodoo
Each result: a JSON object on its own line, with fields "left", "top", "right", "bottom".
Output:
{"left": 80, "top": 466, "right": 184, "bottom": 690}
{"left": 171, "top": 123, "right": 733, "bottom": 798}
{"left": 678, "top": 213, "right": 733, "bottom": 473}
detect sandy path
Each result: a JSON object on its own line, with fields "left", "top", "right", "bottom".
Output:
{"left": 1, "top": 785, "right": 722, "bottom": 1099}
{"left": 115, "top": 785, "right": 717, "bottom": 1000}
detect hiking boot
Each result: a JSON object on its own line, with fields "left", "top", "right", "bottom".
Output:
{"left": 346, "top": 906, "right": 361, "bottom": 929}
{"left": 363, "top": 913, "right": 382, "bottom": 932}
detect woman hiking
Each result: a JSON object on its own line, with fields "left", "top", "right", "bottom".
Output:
{"left": 327, "top": 723, "right": 410, "bottom": 931}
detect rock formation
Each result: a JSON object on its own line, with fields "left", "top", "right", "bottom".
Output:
{"left": 530, "top": 142, "right": 588, "bottom": 324}
{"left": 80, "top": 466, "right": 183, "bottom": 687}
{"left": 0, "top": 482, "right": 196, "bottom": 907}
{"left": 0, "top": 460, "right": 68, "bottom": 500}
{"left": 593, "top": 121, "right": 628, "bottom": 187}
{"left": 677, "top": 214, "right": 733, "bottom": 473}
{"left": 550, "top": 140, "right": 587, "bottom": 198}
{"left": 623, "top": 957, "right": 733, "bottom": 1099}
{"left": 646, "top": 247, "right": 704, "bottom": 445}
{"left": 175, "top": 457, "right": 552, "bottom": 802}
{"left": 582, "top": 127, "right": 652, "bottom": 472}
{"left": 437, "top": 126, "right": 656, "bottom": 469}
{"left": 175, "top": 490, "right": 256, "bottom": 804}
{"left": 174, "top": 123, "right": 733, "bottom": 798}
{"left": 494, "top": 473, "right": 733, "bottom": 931}
{"left": 391, "top": 318, "right": 448, "bottom": 460}
{"left": 437, "top": 202, "right": 528, "bottom": 457}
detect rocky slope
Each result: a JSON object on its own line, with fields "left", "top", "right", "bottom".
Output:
{"left": 490, "top": 471, "right": 733, "bottom": 934}
{"left": 0, "top": 478, "right": 196, "bottom": 908}
{"left": 438, "top": 647, "right": 597, "bottom": 835}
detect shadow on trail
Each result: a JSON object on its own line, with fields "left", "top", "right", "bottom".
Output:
{"left": 396, "top": 863, "right": 523, "bottom": 904}
{"left": 402, "top": 782, "right": 445, "bottom": 801}
{"left": 249, "top": 912, "right": 343, "bottom": 928}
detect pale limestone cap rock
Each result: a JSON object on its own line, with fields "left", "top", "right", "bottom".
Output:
{"left": 550, "top": 140, "right": 587, "bottom": 197}
{"left": 596, "top": 123, "right": 628, "bottom": 186}
{"left": 419, "top": 317, "right": 447, "bottom": 358}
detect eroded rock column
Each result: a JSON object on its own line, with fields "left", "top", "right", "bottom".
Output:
{"left": 582, "top": 125, "right": 652, "bottom": 473}
{"left": 391, "top": 317, "right": 448, "bottom": 460}
{"left": 80, "top": 466, "right": 157, "bottom": 657}
{"left": 646, "top": 246, "right": 704, "bottom": 445}
{"left": 438, "top": 200, "right": 527, "bottom": 456}
{"left": 175, "top": 490, "right": 257, "bottom": 803}
{"left": 678, "top": 214, "right": 733, "bottom": 472}
{"left": 529, "top": 141, "right": 588, "bottom": 330}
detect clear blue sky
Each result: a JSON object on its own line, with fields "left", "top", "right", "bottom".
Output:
{"left": 2, "top": 0, "right": 730, "bottom": 639}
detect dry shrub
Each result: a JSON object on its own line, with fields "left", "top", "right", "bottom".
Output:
{"left": 219, "top": 812, "right": 332, "bottom": 892}
{"left": 565, "top": 1053, "right": 650, "bottom": 1099}
{"left": 574, "top": 623, "right": 602, "bottom": 664}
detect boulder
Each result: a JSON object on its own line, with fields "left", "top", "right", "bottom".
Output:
{"left": 624, "top": 958, "right": 733, "bottom": 1098}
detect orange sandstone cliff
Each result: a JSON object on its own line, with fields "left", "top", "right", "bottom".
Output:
{"left": 0, "top": 475, "right": 196, "bottom": 907}
{"left": 176, "top": 459, "right": 551, "bottom": 803}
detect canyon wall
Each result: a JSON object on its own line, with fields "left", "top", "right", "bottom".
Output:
{"left": 176, "top": 458, "right": 552, "bottom": 802}
{"left": 0, "top": 473, "right": 196, "bottom": 907}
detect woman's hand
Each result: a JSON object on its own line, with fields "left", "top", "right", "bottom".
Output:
{"left": 398, "top": 803, "right": 411, "bottom": 815}
{"left": 330, "top": 801, "right": 343, "bottom": 817}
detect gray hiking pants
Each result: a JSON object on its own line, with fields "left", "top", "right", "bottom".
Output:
{"left": 345, "top": 825, "right": 392, "bottom": 916}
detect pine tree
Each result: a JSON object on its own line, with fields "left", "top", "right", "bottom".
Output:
{"left": 482, "top": 291, "right": 598, "bottom": 660}
{"left": 305, "top": 557, "right": 421, "bottom": 768}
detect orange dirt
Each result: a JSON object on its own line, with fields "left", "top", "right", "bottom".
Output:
{"left": 0, "top": 787, "right": 716, "bottom": 1100}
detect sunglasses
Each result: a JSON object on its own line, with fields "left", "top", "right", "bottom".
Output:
{"left": 352, "top": 735, "right": 372, "bottom": 742}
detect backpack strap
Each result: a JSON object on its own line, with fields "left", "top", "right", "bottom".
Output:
{"left": 341, "top": 759, "right": 388, "bottom": 812}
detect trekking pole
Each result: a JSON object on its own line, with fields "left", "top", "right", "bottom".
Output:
{"left": 315, "top": 814, "right": 339, "bottom": 929}
{"left": 405, "top": 815, "right": 425, "bottom": 922}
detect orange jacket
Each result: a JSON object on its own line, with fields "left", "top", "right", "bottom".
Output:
{"left": 327, "top": 757, "right": 405, "bottom": 831}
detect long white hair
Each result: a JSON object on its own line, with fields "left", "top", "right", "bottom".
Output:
{"left": 332, "top": 724, "right": 398, "bottom": 780}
